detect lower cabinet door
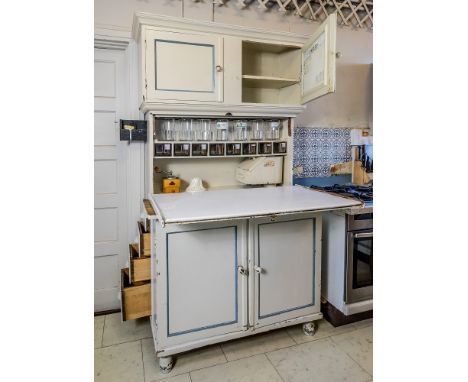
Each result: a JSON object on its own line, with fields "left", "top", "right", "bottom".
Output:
{"left": 250, "top": 213, "right": 322, "bottom": 328}
{"left": 155, "top": 220, "right": 248, "bottom": 348}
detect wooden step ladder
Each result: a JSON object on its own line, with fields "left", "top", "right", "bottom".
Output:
{"left": 120, "top": 199, "right": 155, "bottom": 321}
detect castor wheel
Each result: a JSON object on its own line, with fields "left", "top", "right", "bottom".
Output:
{"left": 159, "top": 356, "right": 174, "bottom": 374}
{"left": 302, "top": 321, "right": 317, "bottom": 336}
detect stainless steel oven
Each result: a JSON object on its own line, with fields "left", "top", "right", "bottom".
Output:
{"left": 345, "top": 214, "right": 373, "bottom": 303}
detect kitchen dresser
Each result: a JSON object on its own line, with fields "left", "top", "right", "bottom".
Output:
{"left": 124, "top": 12, "right": 349, "bottom": 373}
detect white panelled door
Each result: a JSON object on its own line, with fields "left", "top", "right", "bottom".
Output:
{"left": 94, "top": 48, "right": 128, "bottom": 311}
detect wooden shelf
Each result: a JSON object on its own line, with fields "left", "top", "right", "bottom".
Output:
{"left": 242, "top": 75, "right": 299, "bottom": 89}
{"left": 243, "top": 40, "right": 301, "bottom": 54}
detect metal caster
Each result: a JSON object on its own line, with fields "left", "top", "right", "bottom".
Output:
{"left": 159, "top": 356, "right": 174, "bottom": 374}
{"left": 302, "top": 321, "right": 317, "bottom": 336}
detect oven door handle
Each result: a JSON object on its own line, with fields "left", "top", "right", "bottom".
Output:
{"left": 353, "top": 232, "right": 373, "bottom": 239}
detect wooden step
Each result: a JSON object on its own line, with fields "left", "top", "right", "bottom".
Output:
{"left": 129, "top": 243, "right": 151, "bottom": 283}
{"left": 138, "top": 221, "right": 151, "bottom": 257}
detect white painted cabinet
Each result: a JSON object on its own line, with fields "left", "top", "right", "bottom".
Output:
{"left": 134, "top": 13, "right": 337, "bottom": 113}
{"left": 241, "top": 14, "right": 336, "bottom": 105}
{"left": 145, "top": 30, "right": 224, "bottom": 103}
{"left": 151, "top": 211, "right": 323, "bottom": 368}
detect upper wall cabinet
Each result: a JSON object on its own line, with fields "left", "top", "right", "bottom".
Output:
{"left": 145, "top": 30, "right": 223, "bottom": 102}
{"left": 241, "top": 13, "right": 336, "bottom": 105}
{"left": 133, "top": 13, "right": 337, "bottom": 116}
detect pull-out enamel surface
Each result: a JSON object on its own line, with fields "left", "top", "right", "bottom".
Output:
{"left": 150, "top": 185, "right": 360, "bottom": 225}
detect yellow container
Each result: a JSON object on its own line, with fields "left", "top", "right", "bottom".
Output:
{"left": 162, "top": 177, "right": 181, "bottom": 193}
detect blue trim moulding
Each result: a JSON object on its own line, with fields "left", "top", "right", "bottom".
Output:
{"left": 257, "top": 218, "right": 316, "bottom": 320}
{"left": 166, "top": 225, "right": 238, "bottom": 337}
{"left": 154, "top": 39, "right": 216, "bottom": 93}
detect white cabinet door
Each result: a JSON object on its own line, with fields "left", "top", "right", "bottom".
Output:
{"left": 301, "top": 13, "right": 337, "bottom": 104}
{"left": 155, "top": 220, "right": 247, "bottom": 348}
{"left": 250, "top": 214, "right": 321, "bottom": 328}
{"left": 145, "top": 30, "right": 224, "bottom": 102}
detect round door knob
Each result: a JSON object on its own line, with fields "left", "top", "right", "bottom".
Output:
{"left": 216, "top": 65, "right": 223, "bottom": 72}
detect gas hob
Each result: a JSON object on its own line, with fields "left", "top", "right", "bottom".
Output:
{"left": 309, "top": 184, "right": 373, "bottom": 208}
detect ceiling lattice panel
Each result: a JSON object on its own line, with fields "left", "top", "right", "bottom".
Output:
{"left": 211, "top": 0, "right": 373, "bottom": 29}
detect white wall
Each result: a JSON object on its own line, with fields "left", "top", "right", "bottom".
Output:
{"left": 95, "top": 0, "right": 373, "bottom": 128}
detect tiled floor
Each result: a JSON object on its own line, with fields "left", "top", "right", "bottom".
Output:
{"left": 95, "top": 313, "right": 372, "bottom": 382}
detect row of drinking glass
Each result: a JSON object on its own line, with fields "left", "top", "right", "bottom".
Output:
{"left": 157, "top": 118, "right": 282, "bottom": 141}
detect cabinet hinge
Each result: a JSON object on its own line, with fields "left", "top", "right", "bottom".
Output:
{"left": 145, "top": 78, "right": 147, "bottom": 89}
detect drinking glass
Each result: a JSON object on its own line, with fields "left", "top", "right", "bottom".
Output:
{"left": 234, "top": 120, "right": 248, "bottom": 141}
{"left": 251, "top": 120, "right": 265, "bottom": 140}
{"left": 215, "top": 119, "right": 229, "bottom": 141}
{"left": 266, "top": 120, "right": 281, "bottom": 140}
{"left": 158, "top": 119, "right": 167, "bottom": 140}
{"left": 197, "top": 119, "right": 212, "bottom": 141}
{"left": 161, "top": 118, "right": 175, "bottom": 141}
{"left": 191, "top": 119, "right": 201, "bottom": 141}
{"left": 177, "top": 118, "right": 192, "bottom": 141}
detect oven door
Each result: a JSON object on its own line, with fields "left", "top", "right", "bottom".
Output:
{"left": 345, "top": 230, "right": 373, "bottom": 303}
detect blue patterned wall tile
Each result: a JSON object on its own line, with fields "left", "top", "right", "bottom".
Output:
{"left": 294, "top": 127, "right": 351, "bottom": 178}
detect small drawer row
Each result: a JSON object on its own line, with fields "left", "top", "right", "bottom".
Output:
{"left": 154, "top": 141, "right": 287, "bottom": 157}
{"left": 121, "top": 221, "right": 152, "bottom": 321}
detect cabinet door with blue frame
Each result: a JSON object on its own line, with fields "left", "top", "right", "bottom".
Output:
{"left": 145, "top": 29, "right": 224, "bottom": 103}
{"left": 155, "top": 220, "right": 247, "bottom": 349}
{"left": 250, "top": 213, "right": 322, "bottom": 329}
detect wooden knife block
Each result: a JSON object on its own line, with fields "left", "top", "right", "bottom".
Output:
{"left": 330, "top": 160, "right": 371, "bottom": 185}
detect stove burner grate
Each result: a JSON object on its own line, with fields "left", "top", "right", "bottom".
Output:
{"left": 309, "top": 184, "right": 373, "bottom": 203}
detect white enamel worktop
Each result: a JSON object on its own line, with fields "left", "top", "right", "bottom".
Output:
{"left": 150, "top": 185, "right": 361, "bottom": 225}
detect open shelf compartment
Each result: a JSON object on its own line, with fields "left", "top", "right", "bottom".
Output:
{"left": 242, "top": 40, "right": 302, "bottom": 105}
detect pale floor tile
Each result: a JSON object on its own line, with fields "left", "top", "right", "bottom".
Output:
{"left": 142, "top": 338, "right": 227, "bottom": 381}
{"left": 353, "top": 318, "right": 373, "bottom": 329}
{"left": 95, "top": 340, "right": 144, "bottom": 382}
{"left": 331, "top": 325, "right": 373, "bottom": 375}
{"left": 267, "top": 337, "right": 372, "bottom": 382}
{"left": 95, "top": 316, "right": 105, "bottom": 349}
{"left": 156, "top": 374, "right": 191, "bottom": 382}
{"left": 190, "top": 354, "right": 283, "bottom": 382}
{"left": 221, "top": 328, "right": 295, "bottom": 361}
{"left": 102, "top": 313, "right": 152, "bottom": 347}
{"left": 286, "top": 318, "right": 356, "bottom": 344}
